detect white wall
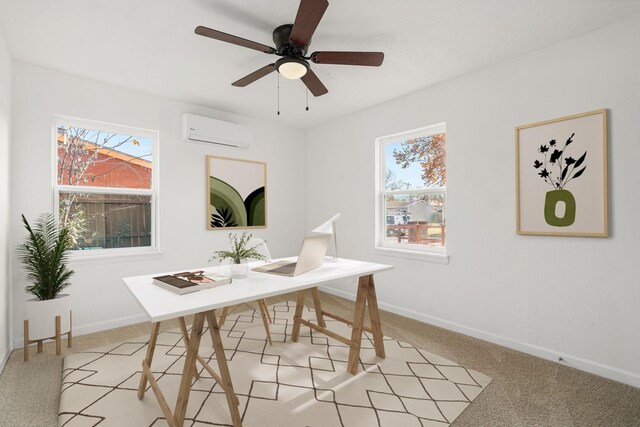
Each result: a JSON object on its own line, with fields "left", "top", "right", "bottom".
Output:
{"left": 11, "top": 63, "right": 308, "bottom": 345}
{"left": 0, "top": 27, "right": 12, "bottom": 371}
{"left": 307, "top": 14, "right": 640, "bottom": 387}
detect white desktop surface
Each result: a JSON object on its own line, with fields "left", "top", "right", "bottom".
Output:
{"left": 123, "top": 257, "right": 393, "bottom": 323}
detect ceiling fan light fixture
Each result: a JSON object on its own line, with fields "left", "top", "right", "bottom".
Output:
{"left": 276, "top": 57, "right": 309, "bottom": 80}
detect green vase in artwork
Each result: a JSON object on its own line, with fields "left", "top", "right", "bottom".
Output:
{"left": 544, "top": 189, "right": 576, "bottom": 227}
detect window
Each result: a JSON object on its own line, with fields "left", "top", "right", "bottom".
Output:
{"left": 54, "top": 117, "right": 158, "bottom": 255}
{"left": 375, "top": 123, "right": 446, "bottom": 259}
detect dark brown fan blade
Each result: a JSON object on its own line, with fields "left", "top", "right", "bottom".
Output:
{"left": 301, "top": 69, "right": 328, "bottom": 97}
{"left": 311, "top": 51, "right": 384, "bottom": 66}
{"left": 289, "top": 0, "right": 329, "bottom": 47}
{"left": 232, "top": 64, "right": 277, "bottom": 87}
{"left": 195, "top": 26, "right": 275, "bottom": 54}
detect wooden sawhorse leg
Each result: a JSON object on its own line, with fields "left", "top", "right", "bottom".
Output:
{"left": 291, "top": 290, "right": 307, "bottom": 342}
{"left": 219, "top": 300, "right": 272, "bottom": 324}
{"left": 257, "top": 302, "right": 273, "bottom": 345}
{"left": 219, "top": 306, "right": 230, "bottom": 326}
{"left": 137, "top": 312, "right": 242, "bottom": 427}
{"left": 178, "top": 318, "right": 200, "bottom": 380}
{"left": 205, "top": 311, "right": 243, "bottom": 427}
{"left": 259, "top": 299, "right": 272, "bottom": 323}
{"left": 346, "top": 276, "right": 369, "bottom": 373}
{"left": 365, "top": 276, "right": 385, "bottom": 359}
{"left": 311, "top": 288, "right": 326, "bottom": 327}
{"left": 138, "top": 322, "right": 161, "bottom": 400}
{"left": 291, "top": 276, "right": 386, "bottom": 375}
{"left": 219, "top": 301, "right": 273, "bottom": 345}
{"left": 172, "top": 313, "right": 205, "bottom": 427}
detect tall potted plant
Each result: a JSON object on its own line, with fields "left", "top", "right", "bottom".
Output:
{"left": 18, "top": 213, "right": 75, "bottom": 360}
{"left": 210, "top": 232, "right": 266, "bottom": 278}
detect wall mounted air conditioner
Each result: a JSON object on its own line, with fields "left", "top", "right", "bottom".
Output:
{"left": 181, "top": 113, "right": 252, "bottom": 149}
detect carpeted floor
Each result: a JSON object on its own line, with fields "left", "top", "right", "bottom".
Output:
{"left": 1, "top": 291, "right": 639, "bottom": 426}
{"left": 59, "top": 301, "right": 490, "bottom": 426}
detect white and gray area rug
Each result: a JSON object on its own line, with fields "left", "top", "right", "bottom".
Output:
{"left": 59, "top": 302, "right": 491, "bottom": 426}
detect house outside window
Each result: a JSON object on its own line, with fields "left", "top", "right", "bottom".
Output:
{"left": 375, "top": 123, "right": 447, "bottom": 261}
{"left": 53, "top": 117, "right": 159, "bottom": 255}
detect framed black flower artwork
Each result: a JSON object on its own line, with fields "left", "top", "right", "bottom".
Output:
{"left": 515, "top": 109, "right": 608, "bottom": 237}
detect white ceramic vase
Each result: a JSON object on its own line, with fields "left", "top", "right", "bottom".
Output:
{"left": 24, "top": 294, "right": 71, "bottom": 340}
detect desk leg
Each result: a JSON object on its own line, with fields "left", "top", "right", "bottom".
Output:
{"left": 291, "top": 290, "right": 306, "bottom": 342}
{"left": 138, "top": 322, "right": 161, "bottom": 400}
{"left": 219, "top": 306, "right": 230, "bottom": 326}
{"left": 206, "top": 311, "right": 243, "bottom": 427}
{"left": 311, "top": 288, "right": 326, "bottom": 328}
{"left": 257, "top": 302, "right": 273, "bottom": 345}
{"left": 347, "top": 275, "right": 370, "bottom": 374}
{"left": 174, "top": 313, "right": 204, "bottom": 427}
{"left": 259, "top": 299, "right": 272, "bottom": 323}
{"left": 366, "top": 276, "right": 385, "bottom": 358}
{"left": 178, "top": 317, "right": 200, "bottom": 380}
{"left": 178, "top": 317, "right": 189, "bottom": 344}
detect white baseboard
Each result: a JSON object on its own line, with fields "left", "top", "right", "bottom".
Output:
{"left": 0, "top": 347, "right": 10, "bottom": 374}
{"left": 13, "top": 313, "right": 148, "bottom": 349}
{"left": 319, "top": 285, "right": 640, "bottom": 389}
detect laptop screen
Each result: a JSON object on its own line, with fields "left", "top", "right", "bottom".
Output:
{"left": 294, "top": 235, "right": 330, "bottom": 275}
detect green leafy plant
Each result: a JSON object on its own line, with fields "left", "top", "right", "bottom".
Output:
{"left": 209, "top": 232, "right": 265, "bottom": 264}
{"left": 211, "top": 207, "right": 237, "bottom": 228}
{"left": 17, "top": 213, "right": 75, "bottom": 300}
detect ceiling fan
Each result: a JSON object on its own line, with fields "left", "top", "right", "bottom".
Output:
{"left": 194, "top": 0, "right": 384, "bottom": 97}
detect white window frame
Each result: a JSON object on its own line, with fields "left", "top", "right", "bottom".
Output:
{"left": 52, "top": 115, "right": 161, "bottom": 261}
{"left": 374, "top": 123, "right": 449, "bottom": 264}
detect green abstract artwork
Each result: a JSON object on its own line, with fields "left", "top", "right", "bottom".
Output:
{"left": 207, "top": 156, "right": 266, "bottom": 229}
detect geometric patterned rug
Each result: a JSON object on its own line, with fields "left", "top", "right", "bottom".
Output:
{"left": 59, "top": 301, "right": 491, "bottom": 426}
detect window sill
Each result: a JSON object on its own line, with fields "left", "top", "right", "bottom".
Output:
{"left": 374, "top": 246, "right": 449, "bottom": 264}
{"left": 67, "top": 248, "right": 164, "bottom": 266}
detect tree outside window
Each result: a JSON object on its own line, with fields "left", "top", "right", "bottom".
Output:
{"left": 55, "top": 120, "right": 157, "bottom": 251}
{"left": 378, "top": 124, "right": 446, "bottom": 252}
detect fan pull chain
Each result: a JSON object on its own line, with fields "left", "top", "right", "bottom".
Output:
{"left": 306, "top": 89, "right": 309, "bottom": 111}
{"left": 277, "top": 73, "right": 280, "bottom": 116}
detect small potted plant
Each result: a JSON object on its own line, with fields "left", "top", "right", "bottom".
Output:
{"left": 17, "top": 213, "right": 74, "bottom": 360}
{"left": 210, "top": 232, "right": 265, "bottom": 278}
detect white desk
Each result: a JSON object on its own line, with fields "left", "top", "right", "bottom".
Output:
{"left": 123, "top": 257, "right": 393, "bottom": 427}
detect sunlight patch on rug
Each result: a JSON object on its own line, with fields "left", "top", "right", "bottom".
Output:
{"left": 59, "top": 302, "right": 490, "bottom": 426}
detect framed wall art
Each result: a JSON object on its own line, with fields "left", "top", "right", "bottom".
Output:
{"left": 207, "top": 155, "right": 266, "bottom": 229}
{"left": 515, "top": 109, "right": 607, "bottom": 237}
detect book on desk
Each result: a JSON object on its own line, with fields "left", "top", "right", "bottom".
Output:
{"left": 152, "top": 270, "right": 231, "bottom": 295}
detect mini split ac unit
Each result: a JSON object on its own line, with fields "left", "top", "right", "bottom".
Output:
{"left": 181, "top": 113, "right": 252, "bottom": 149}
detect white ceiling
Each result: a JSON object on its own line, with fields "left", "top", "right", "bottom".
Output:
{"left": 1, "top": 0, "right": 639, "bottom": 130}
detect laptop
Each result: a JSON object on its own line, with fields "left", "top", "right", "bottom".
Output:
{"left": 252, "top": 235, "right": 330, "bottom": 277}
